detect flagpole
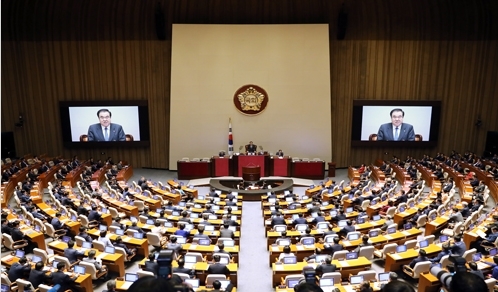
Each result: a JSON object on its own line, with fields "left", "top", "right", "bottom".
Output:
{"left": 228, "top": 118, "right": 233, "bottom": 156}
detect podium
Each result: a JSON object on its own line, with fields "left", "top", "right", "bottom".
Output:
{"left": 271, "top": 156, "right": 290, "bottom": 176}
{"left": 233, "top": 155, "right": 270, "bottom": 177}
{"left": 213, "top": 156, "right": 230, "bottom": 177}
{"left": 242, "top": 166, "right": 261, "bottom": 181}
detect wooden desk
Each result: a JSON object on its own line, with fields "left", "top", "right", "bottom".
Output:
{"left": 268, "top": 244, "right": 316, "bottom": 266}
{"left": 271, "top": 257, "right": 371, "bottom": 287}
{"left": 1, "top": 254, "right": 93, "bottom": 292}
{"left": 117, "top": 282, "right": 236, "bottom": 291}
{"left": 48, "top": 240, "right": 126, "bottom": 277}
{"left": 38, "top": 164, "right": 61, "bottom": 189}
{"left": 424, "top": 216, "right": 449, "bottom": 236}
{"left": 101, "top": 194, "right": 139, "bottom": 217}
{"left": 37, "top": 202, "right": 81, "bottom": 235}
{"left": 117, "top": 165, "right": 134, "bottom": 181}
{"left": 348, "top": 166, "right": 361, "bottom": 186}
{"left": 6, "top": 213, "right": 47, "bottom": 250}
{"left": 177, "top": 160, "right": 212, "bottom": 180}
{"left": 276, "top": 283, "right": 381, "bottom": 292}
{"left": 384, "top": 244, "right": 442, "bottom": 272}
{"left": 86, "top": 229, "right": 150, "bottom": 259}
{"left": 64, "top": 165, "right": 88, "bottom": 188}
{"left": 418, "top": 272, "right": 442, "bottom": 292}
{"left": 181, "top": 243, "right": 239, "bottom": 263}
{"left": 271, "top": 156, "right": 291, "bottom": 177}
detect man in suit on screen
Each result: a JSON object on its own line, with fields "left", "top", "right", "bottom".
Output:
{"left": 377, "top": 108, "right": 415, "bottom": 141}
{"left": 87, "top": 109, "right": 126, "bottom": 141}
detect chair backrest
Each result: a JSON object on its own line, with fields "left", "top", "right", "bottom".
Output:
{"left": 462, "top": 248, "right": 476, "bottom": 262}
{"left": 15, "top": 279, "right": 34, "bottom": 292}
{"left": 439, "top": 255, "right": 451, "bottom": 268}
{"left": 79, "top": 261, "right": 98, "bottom": 279}
{"left": 74, "top": 236, "right": 86, "bottom": 247}
{"left": 1, "top": 273, "right": 12, "bottom": 285}
{"left": 2, "top": 234, "right": 14, "bottom": 249}
{"left": 137, "top": 270, "right": 155, "bottom": 278}
{"left": 358, "top": 246, "right": 375, "bottom": 259}
{"left": 321, "top": 272, "right": 341, "bottom": 284}
{"left": 405, "top": 239, "right": 418, "bottom": 249}
{"left": 53, "top": 255, "right": 71, "bottom": 270}
{"left": 386, "top": 207, "right": 397, "bottom": 217}
{"left": 109, "top": 207, "right": 120, "bottom": 219}
{"left": 92, "top": 240, "right": 105, "bottom": 252}
{"left": 37, "top": 284, "right": 54, "bottom": 292}
{"left": 184, "top": 252, "right": 204, "bottom": 263}
{"left": 411, "top": 261, "right": 432, "bottom": 278}
{"left": 134, "top": 201, "right": 145, "bottom": 211}
{"left": 417, "top": 215, "right": 428, "bottom": 227}
{"left": 485, "top": 278, "right": 496, "bottom": 292}
{"left": 139, "top": 215, "right": 148, "bottom": 224}
{"left": 357, "top": 270, "right": 377, "bottom": 281}
{"left": 382, "top": 243, "right": 398, "bottom": 258}
{"left": 212, "top": 253, "right": 230, "bottom": 263}
{"left": 114, "top": 247, "right": 128, "bottom": 259}
{"left": 331, "top": 250, "right": 348, "bottom": 260}
{"left": 284, "top": 274, "right": 304, "bottom": 288}
{"left": 33, "top": 248, "right": 49, "bottom": 264}
{"left": 146, "top": 233, "right": 162, "bottom": 247}
{"left": 173, "top": 273, "right": 190, "bottom": 281}
{"left": 424, "top": 235, "right": 435, "bottom": 244}
{"left": 205, "top": 274, "right": 227, "bottom": 286}
{"left": 360, "top": 199, "right": 370, "bottom": 211}
{"left": 79, "top": 215, "right": 91, "bottom": 227}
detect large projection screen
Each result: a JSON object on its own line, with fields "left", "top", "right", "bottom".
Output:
{"left": 170, "top": 24, "right": 331, "bottom": 170}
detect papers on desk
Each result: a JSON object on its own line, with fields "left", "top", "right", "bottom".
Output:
{"left": 476, "top": 229, "right": 487, "bottom": 239}
{"left": 384, "top": 235, "right": 393, "bottom": 240}
{"left": 274, "top": 264, "right": 284, "bottom": 271}
{"left": 122, "top": 237, "right": 131, "bottom": 242}
{"left": 296, "top": 245, "right": 305, "bottom": 251}
{"left": 340, "top": 261, "right": 349, "bottom": 267}
{"left": 477, "top": 262, "right": 491, "bottom": 270}
{"left": 304, "top": 245, "right": 315, "bottom": 249}
{"left": 120, "top": 282, "right": 133, "bottom": 290}
{"left": 402, "top": 230, "right": 412, "bottom": 236}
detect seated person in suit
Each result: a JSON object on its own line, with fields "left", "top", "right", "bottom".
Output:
{"left": 406, "top": 249, "right": 429, "bottom": 269}
{"left": 354, "top": 235, "right": 372, "bottom": 253}
{"left": 29, "top": 261, "right": 53, "bottom": 289}
{"left": 173, "top": 257, "right": 193, "bottom": 278}
{"left": 98, "top": 230, "right": 114, "bottom": 247}
{"left": 338, "top": 220, "right": 355, "bottom": 236}
{"left": 278, "top": 245, "right": 295, "bottom": 261}
{"left": 52, "top": 262, "right": 78, "bottom": 292}
{"left": 128, "top": 221, "right": 145, "bottom": 233}
{"left": 87, "top": 108, "right": 126, "bottom": 142}
{"left": 174, "top": 223, "right": 190, "bottom": 238}
{"left": 82, "top": 250, "right": 107, "bottom": 274}
{"left": 64, "top": 240, "right": 85, "bottom": 264}
{"left": 207, "top": 255, "right": 230, "bottom": 276}
{"left": 315, "top": 256, "right": 337, "bottom": 277}
{"left": 271, "top": 213, "right": 286, "bottom": 227}
{"left": 246, "top": 141, "right": 257, "bottom": 154}
{"left": 376, "top": 108, "right": 415, "bottom": 141}
{"left": 213, "top": 242, "right": 232, "bottom": 259}
{"left": 381, "top": 216, "right": 394, "bottom": 232}
{"left": 114, "top": 236, "right": 136, "bottom": 258}
{"left": 8, "top": 257, "right": 31, "bottom": 282}
{"left": 275, "top": 149, "right": 284, "bottom": 157}
{"left": 449, "top": 235, "right": 467, "bottom": 256}
{"left": 144, "top": 253, "right": 160, "bottom": 276}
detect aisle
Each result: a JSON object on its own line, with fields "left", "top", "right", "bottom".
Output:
{"left": 237, "top": 201, "right": 274, "bottom": 292}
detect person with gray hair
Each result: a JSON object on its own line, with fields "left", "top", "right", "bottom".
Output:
{"left": 82, "top": 249, "right": 107, "bottom": 274}
{"left": 103, "top": 279, "right": 116, "bottom": 292}
{"left": 380, "top": 272, "right": 399, "bottom": 289}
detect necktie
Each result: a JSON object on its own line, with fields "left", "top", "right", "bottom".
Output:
{"left": 104, "top": 127, "right": 109, "bottom": 141}
{"left": 394, "top": 127, "right": 399, "bottom": 140}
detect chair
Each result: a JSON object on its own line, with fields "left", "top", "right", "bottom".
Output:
{"left": 53, "top": 255, "right": 73, "bottom": 269}
{"left": 424, "top": 235, "right": 435, "bottom": 244}
{"left": 14, "top": 279, "right": 34, "bottom": 292}
{"left": 134, "top": 201, "right": 145, "bottom": 212}
{"left": 38, "top": 284, "right": 54, "bottom": 292}
{"left": 1, "top": 272, "right": 18, "bottom": 291}
{"left": 416, "top": 215, "right": 428, "bottom": 228}
{"left": 33, "top": 248, "right": 53, "bottom": 265}
{"left": 173, "top": 273, "right": 190, "bottom": 281}
{"left": 192, "top": 158, "right": 201, "bottom": 162}
{"left": 382, "top": 207, "right": 397, "bottom": 218}
{"left": 360, "top": 200, "right": 370, "bottom": 211}
{"left": 441, "top": 222, "right": 463, "bottom": 237}
{"left": 2, "top": 234, "right": 28, "bottom": 251}
{"left": 485, "top": 278, "right": 496, "bottom": 292}
{"left": 74, "top": 236, "right": 87, "bottom": 247}
{"left": 139, "top": 215, "right": 148, "bottom": 224}
{"left": 404, "top": 239, "right": 418, "bottom": 249}
{"left": 92, "top": 240, "right": 106, "bottom": 252}
{"left": 439, "top": 255, "right": 451, "bottom": 268}
{"left": 331, "top": 250, "right": 348, "bottom": 260}
{"left": 137, "top": 270, "right": 155, "bottom": 278}
{"left": 402, "top": 261, "right": 431, "bottom": 279}
{"left": 126, "top": 229, "right": 138, "bottom": 237}
{"left": 357, "top": 270, "right": 377, "bottom": 281}
{"left": 321, "top": 272, "right": 341, "bottom": 284}
{"left": 374, "top": 243, "right": 397, "bottom": 259}
{"left": 358, "top": 246, "right": 375, "bottom": 260}
{"left": 184, "top": 252, "right": 204, "bottom": 263}
{"left": 206, "top": 274, "right": 227, "bottom": 286}
{"left": 79, "top": 261, "right": 107, "bottom": 280}
{"left": 283, "top": 275, "right": 305, "bottom": 287}
{"left": 462, "top": 248, "right": 476, "bottom": 262}
{"left": 109, "top": 207, "right": 126, "bottom": 219}
{"left": 146, "top": 233, "right": 165, "bottom": 249}
{"left": 79, "top": 215, "right": 99, "bottom": 229}
{"left": 212, "top": 253, "right": 231, "bottom": 264}
{"left": 115, "top": 246, "right": 135, "bottom": 262}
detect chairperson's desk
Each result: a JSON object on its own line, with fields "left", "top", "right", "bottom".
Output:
{"left": 48, "top": 240, "right": 126, "bottom": 277}
{"left": 384, "top": 244, "right": 442, "bottom": 272}
{"left": 86, "top": 228, "right": 150, "bottom": 259}
{"left": 271, "top": 257, "right": 372, "bottom": 287}
{"left": 1, "top": 254, "right": 93, "bottom": 292}
{"left": 137, "top": 258, "right": 239, "bottom": 286}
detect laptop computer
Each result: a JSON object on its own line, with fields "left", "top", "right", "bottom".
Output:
{"left": 61, "top": 236, "right": 71, "bottom": 243}
{"left": 348, "top": 233, "right": 360, "bottom": 241}
{"left": 133, "top": 232, "right": 144, "bottom": 239}
{"left": 387, "top": 227, "right": 397, "bottom": 234}
{"left": 489, "top": 248, "right": 498, "bottom": 257}
{"left": 116, "top": 229, "right": 125, "bottom": 236}
{"left": 1, "top": 284, "right": 9, "bottom": 292}
{"left": 185, "top": 278, "right": 200, "bottom": 288}
{"left": 283, "top": 256, "right": 297, "bottom": 264}
{"left": 81, "top": 241, "right": 92, "bottom": 251}
{"left": 275, "top": 226, "right": 286, "bottom": 232}
{"left": 399, "top": 206, "right": 406, "bottom": 213}
{"left": 338, "top": 220, "right": 348, "bottom": 227}
{"left": 190, "top": 213, "right": 199, "bottom": 219}
{"left": 372, "top": 215, "right": 381, "bottom": 221}
{"left": 296, "top": 225, "right": 308, "bottom": 231}
{"left": 378, "top": 272, "right": 390, "bottom": 282}
{"left": 404, "top": 223, "right": 412, "bottom": 230}
{"left": 99, "top": 225, "right": 108, "bottom": 232}
{"left": 350, "top": 275, "right": 364, "bottom": 285}
{"left": 52, "top": 260, "right": 60, "bottom": 268}
{"left": 473, "top": 253, "right": 483, "bottom": 262}
{"left": 396, "top": 245, "right": 407, "bottom": 253}
{"left": 346, "top": 252, "right": 359, "bottom": 260}
{"left": 105, "top": 246, "right": 115, "bottom": 254}
{"left": 346, "top": 207, "right": 354, "bottom": 213}
{"left": 219, "top": 257, "right": 229, "bottom": 264}
{"left": 176, "top": 237, "right": 187, "bottom": 244}
{"left": 73, "top": 265, "right": 86, "bottom": 275}
{"left": 184, "top": 255, "right": 198, "bottom": 263}
{"left": 315, "top": 255, "right": 328, "bottom": 263}
{"left": 369, "top": 230, "right": 379, "bottom": 237}
{"left": 302, "top": 238, "right": 315, "bottom": 245}
{"left": 419, "top": 240, "right": 429, "bottom": 248}
{"left": 31, "top": 255, "right": 42, "bottom": 263}
{"left": 198, "top": 239, "right": 210, "bottom": 246}
{"left": 278, "top": 239, "right": 291, "bottom": 246}
{"left": 125, "top": 273, "right": 139, "bottom": 282}
{"left": 356, "top": 217, "right": 365, "bottom": 224}
{"left": 287, "top": 279, "right": 300, "bottom": 288}
{"left": 146, "top": 219, "right": 155, "bottom": 225}
{"left": 320, "top": 278, "right": 334, "bottom": 287}
{"left": 223, "top": 240, "right": 235, "bottom": 247}
{"left": 15, "top": 250, "right": 25, "bottom": 258}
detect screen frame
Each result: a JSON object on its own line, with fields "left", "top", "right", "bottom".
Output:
{"left": 351, "top": 100, "right": 442, "bottom": 147}
{"left": 59, "top": 100, "right": 150, "bottom": 148}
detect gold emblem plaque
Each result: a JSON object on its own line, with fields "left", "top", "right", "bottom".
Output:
{"left": 233, "top": 85, "right": 269, "bottom": 116}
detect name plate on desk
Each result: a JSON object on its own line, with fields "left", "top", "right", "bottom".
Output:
{"left": 274, "top": 264, "right": 284, "bottom": 271}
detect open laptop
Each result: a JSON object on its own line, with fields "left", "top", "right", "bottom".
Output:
{"left": 346, "top": 207, "right": 354, "bottom": 213}
{"left": 315, "top": 255, "right": 328, "bottom": 263}
{"left": 275, "top": 226, "right": 286, "bottom": 232}
{"left": 115, "top": 229, "right": 125, "bottom": 236}
{"left": 105, "top": 246, "right": 115, "bottom": 254}
{"left": 133, "top": 232, "right": 144, "bottom": 239}
{"left": 403, "top": 223, "right": 412, "bottom": 230}
{"left": 338, "top": 220, "right": 348, "bottom": 227}
{"left": 419, "top": 240, "right": 429, "bottom": 248}
{"left": 73, "top": 265, "right": 86, "bottom": 275}
{"left": 387, "top": 227, "right": 397, "bottom": 234}
{"left": 277, "top": 239, "right": 291, "bottom": 246}
{"left": 378, "top": 272, "right": 390, "bottom": 282}
{"left": 223, "top": 240, "right": 235, "bottom": 247}
{"left": 473, "top": 253, "right": 483, "bottom": 262}
{"left": 146, "top": 219, "right": 155, "bottom": 225}
{"left": 31, "top": 255, "right": 42, "bottom": 263}
{"left": 439, "top": 235, "right": 449, "bottom": 243}
{"left": 346, "top": 252, "right": 358, "bottom": 260}
{"left": 185, "top": 278, "right": 200, "bottom": 289}
{"left": 287, "top": 279, "right": 300, "bottom": 288}
{"left": 347, "top": 233, "right": 360, "bottom": 241}
{"left": 184, "top": 255, "right": 198, "bottom": 264}
{"left": 489, "top": 248, "right": 497, "bottom": 256}
{"left": 396, "top": 245, "right": 407, "bottom": 253}
{"left": 198, "top": 239, "right": 210, "bottom": 246}
{"left": 369, "top": 230, "right": 379, "bottom": 237}
{"left": 15, "top": 250, "right": 25, "bottom": 258}
{"left": 283, "top": 256, "right": 297, "bottom": 264}
{"left": 302, "top": 238, "right": 315, "bottom": 246}
{"left": 99, "top": 225, "right": 108, "bottom": 232}
{"left": 319, "top": 278, "right": 335, "bottom": 292}
{"left": 80, "top": 241, "right": 92, "bottom": 251}
{"left": 125, "top": 273, "right": 139, "bottom": 282}
{"left": 61, "top": 236, "right": 71, "bottom": 243}
{"left": 372, "top": 215, "right": 381, "bottom": 221}
{"left": 350, "top": 275, "right": 364, "bottom": 285}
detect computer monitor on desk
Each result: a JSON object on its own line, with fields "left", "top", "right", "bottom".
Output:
{"left": 350, "top": 275, "right": 364, "bottom": 285}
{"left": 396, "top": 245, "right": 407, "bottom": 253}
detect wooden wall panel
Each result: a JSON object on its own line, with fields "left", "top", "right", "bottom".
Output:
{"left": 2, "top": 0, "right": 497, "bottom": 169}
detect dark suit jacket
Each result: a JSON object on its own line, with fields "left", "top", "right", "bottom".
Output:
{"left": 246, "top": 144, "right": 257, "bottom": 153}
{"left": 271, "top": 217, "right": 286, "bottom": 227}
{"left": 377, "top": 123, "right": 415, "bottom": 141}
{"left": 207, "top": 263, "right": 230, "bottom": 275}
{"left": 173, "top": 266, "right": 193, "bottom": 276}
{"left": 409, "top": 256, "right": 430, "bottom": 268}
{"left": 144, "top": 260, "right": 159, "bottom": 276}
{"left": 315, "top": 263, "right": 337, "bottom": 275}
{"left": 64, "top": 248, "right": 84, "bottom": 263}
{"left": 52, "top": 271, "right": 77, "bottom": 292}
{"left": 87, "top": 123, "right": 126, "bottom": 141}
{"left": 29, "top": 269, "right": 52, "bottom": 288}
{"left": 8, "top": 262, "right": 31, "bottom": 282}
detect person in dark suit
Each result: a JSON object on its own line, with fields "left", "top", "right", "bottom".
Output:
{"left": 77, "top": 226, "right": 94, "bottom": 242}
{"left": 338, "top": 220, "right": 355, "bottom": 236}
{"left": 246, "top": 141, "right": 257, "bottom": 154}
{"left": 271, "top": 213, "right": 286, "bottom": 227}
{"left": 450, "top": 236, "right": 467, "bottom": 256}
{"left": 292, "top": 213, "right": 308, "bottom": 225}
{"left": 143, "top": 253, "right": 159, "bottom": 276}
{"left": 64, "top": 240, "right": 85, "bottom": 264}
{"left": 51, "top": 213, "right": 67, "bottom": 234}
{"left": 325, "top": 237, "right": 344, "bottom": 255}
{"left": 173, "top": 257, "right": 193, "bottom": 277}
{"left": 29, "top": 261, "right": 52, "bottom": 288}
{"left": 8, "top": 257, "right": 31, "bottom": 282}
{"left": 312, "top": 212, "right": 326, "bottom": 224}
{"left": 430, "top": 243, "right": 452, "bottom": 263}
{"left": 174, "top": 223, "right": 190, "bottom": 238}
{"left": 376, "top": 108, "right": 415, "bottom": 141}
{"left": 315, "top": 256, "right": 337, "bottom": 277}
{"left": 207, "top": 255, "right": 230, "bottom": 276}
{"left": 87, "top": 109, "right": 126, "bottom": 141}
{"left": 407, "top": 249, "right": 429, "bottom": 268}
{"left": 52, "top": 262, "right": 78, "bottom": 292}
{"left": 275, "top": 150, "right": 284, "bottom": 157}
{"left": 88, "top": 206, "right": 102, "bottom": 222}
